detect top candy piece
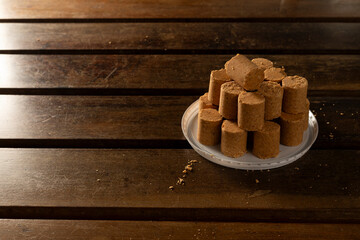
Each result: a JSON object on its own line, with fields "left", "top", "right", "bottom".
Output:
{"left": 225, "top": 54, "right": 264, "bottom": 91}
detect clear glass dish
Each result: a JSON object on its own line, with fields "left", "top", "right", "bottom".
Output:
{"left": 181, "top": 100, "right": 319, "bottom": 170}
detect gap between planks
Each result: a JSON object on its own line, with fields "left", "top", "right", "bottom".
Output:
{"left": 0, "top": 89, "right": 357, "bottom": 97}
{"left": 1, "top": 18, "right": 360, "bottom": 23}
{"left": 0, "top": 207, "right": 359, "bottom": 223}
{"left": 1, "top": 50, "right": 360, "bottom": 55}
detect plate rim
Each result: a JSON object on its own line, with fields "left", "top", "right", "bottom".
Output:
{"left": 181, "top": 99, "right": 319, "bottom": 170}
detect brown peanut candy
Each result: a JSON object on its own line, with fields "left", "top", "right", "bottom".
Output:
{"left": 197, "top": 109, "right": 222, "bottom": 146}
{"left": 258, "top": 81, "right": 283, "bottom": 120}
{"left": 238, "top": 92, "right": 265, "bottom": 131}
{"left": 199, "top": 92, "right": 217, "bottom": 111}
{"left": 264, "top": 67, "right": 286, "bottom": 83}
{"left": 219, "top": 81, "right": 243, "bottom": 120}
{"left": 253, "top": 121, "right": 280, "bottom": 159}
{"left": 221, "top": 120, "right": 247, "bottom": 158}
{"left": 282, "top": 75, "right": 308, "bottom": 114}
{"left": 280, "top": 112, "right": 306, "bottom": 146}
{"left": 251, "top": 58, "right": 273, "bottom": 71}
{"left": 225, "top": 54, "right": 264, "bottom": 91}
{"left": 208, "top": 68, "right": 231, "bottom": 106}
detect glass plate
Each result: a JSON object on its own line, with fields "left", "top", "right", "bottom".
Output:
{"left": 181, "top": 100, "right": 319, "bottom": 170}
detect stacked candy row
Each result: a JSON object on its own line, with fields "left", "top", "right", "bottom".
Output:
{"left": 197, "top": 54, "right": 309, "bottom": 159}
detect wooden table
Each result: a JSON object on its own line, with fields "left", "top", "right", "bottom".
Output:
{"left": 0, "top": 1, "right": 359, "bottom": 239}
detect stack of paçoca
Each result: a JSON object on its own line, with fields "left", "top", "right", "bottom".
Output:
{"left": 197, "top": 54, "right": 309, "bottom": 159}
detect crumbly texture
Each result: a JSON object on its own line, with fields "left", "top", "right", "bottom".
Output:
{"left": 259, "top": 81, "right": 284, "bottom": 120}
{"left": 238, "top": 92, "right": 265, "bottom": 131}
{"left": 222, "top": 119, "right": 244, "bottom": 134}
{"left": 253, "top": 121, "right": 280, "bottom": 159}
{"left": 197, "top": 109, "right": 223, "bottom": 146}
{"left": 208, "top": 69, "right": 232, "bottom": 106}
{"left": 198, "top": 55, "right": 310, "bottom": 158}
{"left": 251, "top": 58, "right": 273, "bottom": 70}
{"left": 221, "top": 120, "right": 247, "bottom": 158}
{"left": 221, "top": 81, "right": 243, "bottom": 95}
{"left": 219, "top": 82, "right": 243, "bottom": 120}
{"left": 238, "top": 91, "right": 264, "bottom": 105}
{"left": 282, "top": 75, "right": 307, "bottom": 88}
{"left": 282, "top": 75, "right": 308, "bottom": 114}
{"left": 258, "top": 121, "right": 280, "bottom": 133}
{"left": 264, "top": 67, "right": 286, "bottom": 82}
{"left": 281, "top": 111, "right": 304, "bottom": 122}
{"left": 259, "top": 81, "right": 283, "bottom": 96}
{"left": 199, "top": 92, "right": 217, "bottom": 110}
{"left": 199, "top": 109, "right": 223, "bottom": 122}
{"left": 280, "top": 112, "right": 305, "bottom": 146}
{"left": 225, "top": 54, "right": 264, "bottom": 91}
{"left": 211, "top": 68, "right": 231, "bottom": 82}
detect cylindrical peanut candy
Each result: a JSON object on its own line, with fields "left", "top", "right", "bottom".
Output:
{"left": 221, "top": 120, "right": 247, "bottom": 158}
{"left": 251, "top": 58, "right": 273, "bottom": 71}
{"left": 303, "top": 98, "right": 310, "bottom": 131}
{"left": 238, "top": 92, "right": 265, "bottom": 131}
{"left": 208, "top": 68, "right": 231, "bottom": 106}
{"left": 197, "top": 109, "right": 222, "bottom": 146}
{"left": 199, "top": 92, "right": 217, "bottom": 111}
{"left": 264, "top": 67, "right": 286, "bottom": 83}
{"left": 225, "top": 54, "right": 264, "bottom": 91}
{"left": 253, "top": 121, "right": 280, "bottom": 159}
{"left": 219, "top": 81, "right": 243, "bottom": 120}
{"left": 258, "top": 81, "right": 284, "bottom": 120}
{"left": 282, "top": 75, "right": 308, "bottom": 114}
{"left": 280, "top": 112, "right": 306, "bottom": 146}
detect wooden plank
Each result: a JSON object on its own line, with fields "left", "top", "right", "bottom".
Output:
{"left": 0, "top": 0, "right": 359, "bottom": 19}
{"left": 0, "top": 149, "right": 358, "bottom": 222}
{"left": 0, "top": 219, "right": 359, "bottom": 240}
{"left": 0, "top": 54, "right": 359, "bottom": 92}
{"left": 0, "top": 23, "right": 359, "bottom": 51}
{"left": 0, "top": 96, "right": 357, "bottom": 148}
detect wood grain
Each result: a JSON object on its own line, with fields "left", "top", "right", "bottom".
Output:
{"left": 0, "top": 95, "right": 360, "bottom": 148}
{"left": 0, "top": 23, "right": 359, "bottom": 51}
{"left": 1, "top": 0, "right": 358, "bottom": 234}
{"left": 0, "top": 0, "right": 359, "bottom": 19}
{"left": 0, "top": 55, "right": 359, "bottom": 92}
{"left": 0, "top": 96, "right": 357, "bottom": 148}
{"left": 0, "top": 149, "right": 358, "bottom": 222}
{"left": 0, "top": 219, "right": 359, "bottom": 240}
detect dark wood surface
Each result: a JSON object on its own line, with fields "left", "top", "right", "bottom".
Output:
{"left": 0, "top": 96, "right": 357, "bottom": 148}
{"left": 0, "top": 220, "right": 359, "bottom": 240}
{"left": 0, "top": 149, "right": 358, "bottom": 222}
{"left": 0, "top": 55, "right": 359, "bottom": 92}
{"left": 0, "top": 0, "right": 359, "bottom": 238}
{"left": 1, "top": 0, "right": 359, "bottom": 19}
{"left": 0, "top": 23, "right": 359, "bottom": 51}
